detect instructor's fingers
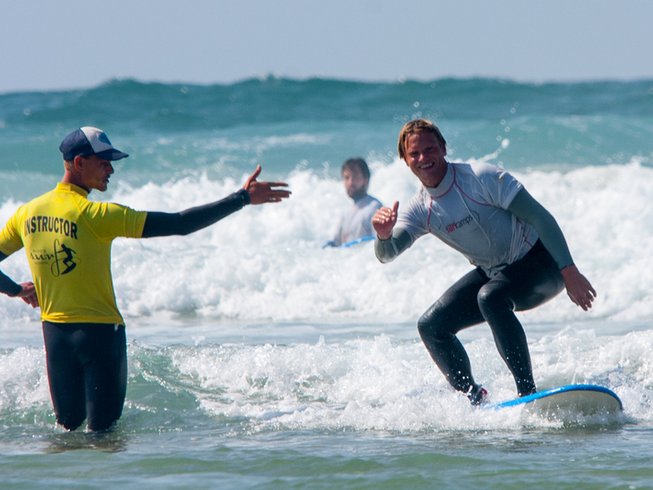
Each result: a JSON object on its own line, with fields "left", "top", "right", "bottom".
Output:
{"left": 268, "top": 190, "right": 291, "bottom": 199}
{"left": 243, "top": 165, "right": 262, "bottom": 189}
{"left": 20, "top": 293, "right": 39, "bottom": 308}
{"left": 250, "top": 165, "right": 262, "bottom": 180}
{"left": 266, "top": 181, "right": 290, "bottom": 188}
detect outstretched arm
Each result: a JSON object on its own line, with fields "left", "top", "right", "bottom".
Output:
{"left": 372, "top": 202, "right": 412, "bottom": 263}
{"left": 142, "top": 190, "right": 250, "bottom": 237}
{"left": 508, "top": 188, "right": 596, "bottom": 311}
{"left": 0, "top": 252, "right": 38, "bottom": 308}
{"left": 142, "top": 165, "right": 291, "bottom": 238}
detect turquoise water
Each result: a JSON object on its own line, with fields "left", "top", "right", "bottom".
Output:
{"left": 1, "top": 77, "right": 652, "bottom": 488}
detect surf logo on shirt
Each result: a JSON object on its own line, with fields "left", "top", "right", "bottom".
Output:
{"left": 30, "top": 239, "right": 79, "bottom": 276}
{"left": 52, "top": 240, "right": 78, "bottom": 276}
{"left": 444, "top": 211, "right": 480, "bottom": 234}
{"left": 446, "top": 215, "right": 473, "bottom": 233}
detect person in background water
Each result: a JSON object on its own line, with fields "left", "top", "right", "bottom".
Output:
{"left": 324, "top": 158, "right": 382, "bottom": 247}
{"left": 372, "top": 119, "right": 596, "bottom": 405}
{"left": 0, "top": 126, "right": 291, "bottom": 431}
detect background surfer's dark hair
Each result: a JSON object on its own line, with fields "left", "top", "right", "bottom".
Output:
{"left": 341, "top": 158, "right": 370, "bottom": 181}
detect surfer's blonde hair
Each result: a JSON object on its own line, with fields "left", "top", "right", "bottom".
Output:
{"left": 397, "top": 119, "right": 447, "bottom": 160}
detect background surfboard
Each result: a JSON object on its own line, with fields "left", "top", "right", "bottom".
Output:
{"left": 340, "top": 235, "right": 375, "bottom": 248}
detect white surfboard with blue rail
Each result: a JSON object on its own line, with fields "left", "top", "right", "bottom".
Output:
{"left": 488, "top": 384, "right": 623, "bottom": 416}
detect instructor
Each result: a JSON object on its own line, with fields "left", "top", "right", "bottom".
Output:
{"left": 0, "top": 126, "right": 291, "bottom": 431}
{"left": 372, "top": 119, "right": 595, "bottom": 404}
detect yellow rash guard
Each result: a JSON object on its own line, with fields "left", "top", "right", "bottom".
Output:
{"left": 0, "top": 183, "right": 147, "bottom": 324}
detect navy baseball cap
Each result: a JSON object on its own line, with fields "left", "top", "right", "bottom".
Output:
{"left": 59, "top": 126, "right": 129, "bottom": 161}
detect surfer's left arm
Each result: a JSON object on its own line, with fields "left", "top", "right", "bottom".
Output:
{"left": 508, "top": 188, "right": 597, "bottom": 311}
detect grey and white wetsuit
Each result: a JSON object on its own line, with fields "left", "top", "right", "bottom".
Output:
{"left": 375, "top": 161, "right": 573, "bottom": 398}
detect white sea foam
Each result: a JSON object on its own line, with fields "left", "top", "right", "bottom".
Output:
{"left": 4, "top": 325, "right": 649, "bottom": 431}
{"left": 170, "top": 327, "right": 653, "bottom": 432}
{"left": 0, "top": 161, "right": 652, "bottom": 326}
{"left": 0, "top": 347, "right": 50, "bottom": 412}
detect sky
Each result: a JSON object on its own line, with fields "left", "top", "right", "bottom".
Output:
{"left": 1, "top": 0, "right": 652, "bottom": 93}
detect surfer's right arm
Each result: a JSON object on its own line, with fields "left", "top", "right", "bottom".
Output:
{"left": 372, "top": 202, "right": 411, "bottom": 263}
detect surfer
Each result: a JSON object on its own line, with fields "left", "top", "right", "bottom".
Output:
{"left": 324, "top": 158, "right": 382, "bottom": 247}
{"left": 372, "top": 119, "right": 596, "bottom": 404}
{"left": 0, "top": 126, "right": 291, "bottom": 431}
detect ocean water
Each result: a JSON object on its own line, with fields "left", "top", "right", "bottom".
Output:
{"left": 1, "top": 77, "right": 652, "bottom": 489}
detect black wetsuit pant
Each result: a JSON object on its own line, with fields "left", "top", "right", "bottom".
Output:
{"left": 42, "top": 322, "right": 127, "bottom": 431}
{"left": 417, "top": 240, "right": 564, "bottom": 397}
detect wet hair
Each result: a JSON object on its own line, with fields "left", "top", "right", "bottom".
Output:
{"left": 341, "top": 157, "right": 370, "bottom": 180}
{"left": 397, "top": 119, "right": 447, "bottom": 160}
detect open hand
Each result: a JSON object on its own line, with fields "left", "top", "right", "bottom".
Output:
{"left": 243, "top": 165, "right": 291, "bottom": 205}
{"left": 561, "top": 265, "right": 596, "bottom": 311}
{"left": 372, "top": 201, "right": 399, "bottom": 240}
